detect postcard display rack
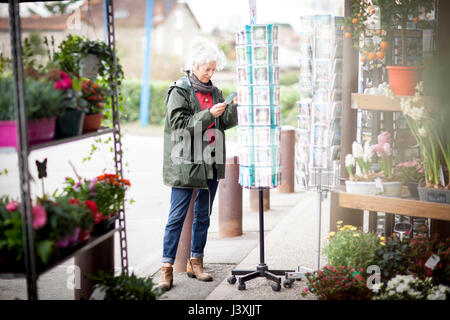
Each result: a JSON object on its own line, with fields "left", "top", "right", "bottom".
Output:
{"left": 295, "top": 15, "right": 344, "bottom": 190}
{"left": 228, "top": 24, "right": 295, "bottom": 291}
{"left": 0, "top": 0, "right": 129, "bottom": 300}
{"left": 284, "top": 16, "right": 344, "bottom": 283}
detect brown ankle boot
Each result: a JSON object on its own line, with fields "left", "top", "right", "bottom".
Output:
{"left": 186, "top": 257, "right": 213, "bottom": 281}
{"left": 156, "top": 265, "right": 173, "bottom": 291}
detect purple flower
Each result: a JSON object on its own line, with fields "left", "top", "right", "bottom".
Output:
{"left": 73, "top": 181, "right": 81, "bottom": 189}
{"left": 89, "top": 178, "right": 98, "bottom": 191}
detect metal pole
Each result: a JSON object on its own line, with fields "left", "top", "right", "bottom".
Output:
{"left": 139, "top": 0, "right": 154, "bottom": 127}
{"left": 316, "top": 169, "right": 322, "bottom": 271}
{"left": 8, "top": 0, "right": 38, "bottom": 300}
{"left": 259, "top": 188, "right": 265, "bottom": 265}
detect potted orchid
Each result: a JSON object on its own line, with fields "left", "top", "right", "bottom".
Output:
{"left": 395, "top": 159, "right": 424, "bottom": 198}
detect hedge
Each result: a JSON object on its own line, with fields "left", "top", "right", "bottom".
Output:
{"left": 119, "top": 80, "right": 299, "bottom": 127}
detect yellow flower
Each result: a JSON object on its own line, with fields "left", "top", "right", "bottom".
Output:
{"left": 328, "top": 232, "right": 336, "bottom": 237}
{"left": 344, "top": 225, "right": 353, "bottom": 230}
{"left": 350, "top": 226, "right": 357, "bottom": 231}
{"left": 379, "top": 236, "right": 385, "bottom": 241}
{"left": 337, "top": 221, "right": 343, "bottom": 225}
{"left": 339, "top": 227, "right": 345, "bottom": 231}
{"left": 380, "top": 242, "right": 385, "bottom": 246}
{"left": 325, "top": 235, "right": 330, "bottom": 240}
{"left": 353, "top": 233, "right": 360, "bottom": 237}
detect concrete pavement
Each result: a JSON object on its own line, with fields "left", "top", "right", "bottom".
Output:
{"left": 0, "top": 126, "right": 328, "bottom": 300}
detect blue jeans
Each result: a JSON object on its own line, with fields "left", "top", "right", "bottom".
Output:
{"left": 162, "top": 178, "right": 219, "bottom": 264}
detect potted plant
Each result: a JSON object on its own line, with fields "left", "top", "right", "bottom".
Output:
{"left": 47, "top": 69, "right": 88, "bottom": 138}
{"left": 395, "top": 159, "right": 424, "bottom": 198}
{"left": 62, "top": 174, "right": 130, "bottom": 235}
{"left": 343, "top": 0, "right": 435, "bottom": 94}
{"left": 52, "top": 34, "right": 124, "bottom": 83}
{"left": 81, "top": 79, "right": 110, "bottom": 133}
{"left": 401, "top": 82, "right": 450, "bottom": 203}
{"left": 376, "top": 0, "right": 435, "bottom": 95}
{"left": 89, "top": 270, "right": 163, "bottom": 300}
{"left": 371, "top": 131, "right": 403, "bottom": 196}
{"left": 344, "top": 140, "right": 378, "bottom": 194}
{"left": 345, "top": 132, "right": 403, "bottom": 196}
{"left": 0, "top": 75, "right": 65, "bottom": 148}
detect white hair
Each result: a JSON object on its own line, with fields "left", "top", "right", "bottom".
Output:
{"left": 184, "top": 36, "right": 226, "bottom": 73}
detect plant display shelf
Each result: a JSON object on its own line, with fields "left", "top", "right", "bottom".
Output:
{"left": 351, "top": 93, "right": 435, "bottom": 112}
{"left": 335, "top": 187, "right": 450, "bottom": 222}
{"left": 1, "top": 0, "right": 129, "bottom": 300}
{"left": 0, "top": 228, "right": 121, "bottom": 279}
{"left": 0, "top": 127, "right": 114, "bottom": 154}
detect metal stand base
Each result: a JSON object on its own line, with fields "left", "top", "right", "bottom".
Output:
{"left": 227, "top": 188, "right": 294, "bottom": 291}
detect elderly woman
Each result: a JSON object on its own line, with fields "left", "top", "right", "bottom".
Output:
{"left": 158, "top": 37, "right": 238, "bottom": 291}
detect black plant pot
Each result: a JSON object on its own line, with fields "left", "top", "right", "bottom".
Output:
{"left": 55, "top": 109, "right": 85, "bottom": 139}
{"left": 93, "top": 214, "right": 119, "bottom": 235}
{"left": 406, "top": 182, "right": 419, "bottom": 199}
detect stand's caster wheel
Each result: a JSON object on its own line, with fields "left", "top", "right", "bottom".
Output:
{"left": 271, "top": 282, "right": 281, "bottom": 292}
{"left": 283, "top": 279, "right": 294, "bottom": 288}
{"left": 237, "top": 282, "right": 246, "bottom": 291}
{"left": 227, "top": 275, "right": 236, "bottom": 285}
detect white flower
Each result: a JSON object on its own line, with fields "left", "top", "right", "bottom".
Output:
{"left": 363, "top": 141, "right": 374, "bottom": 162}
{"left": 415, "top": 81, "right": 424, "bottom": 95}
{"left": 409, "top": 107, "right": 425, "bottom": 121}
{"left": 418, "top": 127, "right": 427, "bottom": 137}
{"left": 345, "top": 154, "right": 355, "bottom": 168}
{"left": 352, "top": 141, "right": 364, "bottom": 159}
{"left": 371, "top": 282, "right": 383, "bottom": 293}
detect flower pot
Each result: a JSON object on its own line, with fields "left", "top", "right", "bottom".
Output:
{"left": 55, "top": 109, "right": 85, "bottom": 138}
{"left": 418, "top": 187, "right": 450, "bottom": 204}
{"left": 406, "top": 182, "right": 419, "bottom": 199}
{"left": 0, "top": 117, "right": 56, "bottom": 148}
{"left": 92, "top": 214, "right": 118, "bottom": 235}
{"left": 28, "top": 116, "right": 57, "bottom": 145}
{"left": 80, "top": 54, "right": 100, "bottom": 80}
{"left": 345, "top": 181, "right": 377, "bottom": 195}
{"left": 386, "top": 65, "right": 423, "bottom": 96}
{"left": 82, "top": 113, "right": 104, "bottom": 133}
{"left": 381, "top": 181, "right": 402, "bottom": 197}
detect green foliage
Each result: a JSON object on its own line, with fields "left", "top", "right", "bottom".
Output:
{"left": 280, "top": 85, "right": 300, "bottom": 127}
{"left": 90, "top": 270, "right": 163, "bottom": 300}
{"left": 279, "top": 70, "right": 299, "bottom": 86}
{"left": 324, "top": 223, "right": 381, "bottom": 270}
{"left": 24, "top": 77, "right": 65, "bottom": 119}
{"left": 52, "top": 35, "right": 124, "bottom": 86}
{"left": 0, "top": 76, "right": 65, "bottom": 121}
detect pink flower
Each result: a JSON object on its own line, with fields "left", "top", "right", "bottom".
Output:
{"left": 32, "top": 204, "right": 47, "bottom": 230}
{"left": 54, "top": 71, "right": 72, "bottom": 90}
{"left": 377, "top": 131, "right": 391, "bottom": 145}
{"left": 5, "top": 200, "right": 19, "bottom": 211}
{"left": 89, "top": 178, "right": 98, "bottom": 191}
{"left": 382, "top": 142, "right": 391, "bottom": 156}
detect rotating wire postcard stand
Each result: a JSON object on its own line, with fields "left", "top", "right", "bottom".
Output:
{"left": 287, "top": 15, "right": 344, "bottom": 282}
{"left": 226, "top": 3, "right": 295, "bottom": 291}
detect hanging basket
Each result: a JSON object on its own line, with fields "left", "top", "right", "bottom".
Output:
{"left": 386, "top": 66, "right": 423, "bottom": 96}
{"left": 80, "top": 54, "right": 100, "bottom": 80}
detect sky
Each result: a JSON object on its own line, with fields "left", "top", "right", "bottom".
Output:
{"left": 185, "top": 0, "right": 344, "bottom": 33}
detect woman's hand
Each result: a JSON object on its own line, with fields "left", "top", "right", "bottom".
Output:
{"left": 209, "top": 102, "right": 226, "bottom": 118}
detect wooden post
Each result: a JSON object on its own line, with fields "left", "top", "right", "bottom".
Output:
{"left": 330, "top": 0, "right": 360, "bottom": 230}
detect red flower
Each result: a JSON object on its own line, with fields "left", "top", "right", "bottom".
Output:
{"left": 69, "top": 198, "right": 80, "bottom": 205}
{"left": 83, "top": 200, "right": 102, "bottom": 224}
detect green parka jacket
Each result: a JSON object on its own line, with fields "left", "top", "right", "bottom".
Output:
{"left": 163, "top": 75, "right": 238, "bottom": 189}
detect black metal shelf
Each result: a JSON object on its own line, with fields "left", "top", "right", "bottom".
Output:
{"left": 2, "top": 0, "right": 129, "bottom": 299}
{"left": 0, "top": 127, "right": 114, "bottom": 154}
{"left": 0, "top": 227, "right": 120, "bottom": 279}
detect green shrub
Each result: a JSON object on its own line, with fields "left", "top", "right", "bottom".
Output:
{"left": 324, "top": 223, "right": 382, "bottom": 270}
{"left": 279, "top": 70, "right": 299, "bottom": 86}
{"left": 280, "top": 85, "right": 299, "bottom": 126}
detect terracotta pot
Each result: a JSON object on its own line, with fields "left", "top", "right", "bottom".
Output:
{"left": 386, "top": 65, "right": 423, "bottom": 96}
{"left": 82, "top": 113, "right": 104, "bottom": 133}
